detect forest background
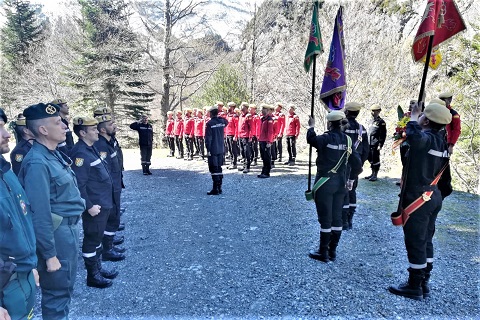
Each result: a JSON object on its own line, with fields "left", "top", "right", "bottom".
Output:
{"left": 0, "top": 0, "right": 479, "bottom": 194}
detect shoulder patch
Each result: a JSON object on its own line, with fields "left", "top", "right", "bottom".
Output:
{"left": 75, "top": 158, "right": 84, "bottom": 167}
{"left": 15, "top": 154, "right": 23, "bottom": 162}
{"left": 100, "top": 152, "right": 108, "bottom": 160}
{"left": 453, "top": 115, "right": 460, "bottom": 118}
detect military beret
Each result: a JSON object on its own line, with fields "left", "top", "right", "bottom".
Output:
{"left": 370, "top": 104, "right": 381, "bottom": 111}
{"left": 93, "top": 107, "right": 112, "bottom": 116}
{"left": 326, "top": 110, "right": 346, "bottom": 122}
{"left": 344, "top": 102, "right": 364, "bottom": 111}
{"left": 185, "top": 108, "right": 193, "bottom": 113}
{"left": 197, "top": 109, "right": 203, "bottom": 114}
{"left": 176, "top": 110, "right": 182, "bottom": 115}
{"left": 227, "top": 101, "right": 236, "bottom": 107}
{"left": 424, "top": 103, "right": 452, "bottom": 125}
{"left": 209, "top": 105, "right": 218, "bottom": 112}
{"left": 249, "top": 104, "right": 257, "bottom": 109}
{"left": 15, "top": 114, "right": 26, "bottom": 126}
{"left": 95, "top": 114, "right": 112, "bottom": 123}
{"left": 429, "top": 98, "right": 446, "bottom": 106}
{"left": 73, "top": 116, "right": 98, "bottom": 126}
{"left": 0, "top": 108, "right": 7, "bottom": 123}
{"left": 167, "top": 111, "right": 174, "bottom": 115}
{"left": 51, "top": 98, "right": 67, "bottom": 105}
{"left": 216, "top": 101, "right": 224, "bottom": 106}
{"left": 23, "top": 103, "right": 60, "bottom": 120}
{"left": 241, "top": 102, "right": 249, "bottom": 107}
{"left": 268, "top": 105, "right": 275, "bottom": 111}
{"left": 438, "top": 91, "right": 453, "bottom": 99}
{"left": 259, "top": 103, "right": 269, "bottom": 109}
{"left": 276, "top": 102, "right": 283, "bottom": 107}
{"left": 288, "top": 104, "right": 296, "bottom": 110}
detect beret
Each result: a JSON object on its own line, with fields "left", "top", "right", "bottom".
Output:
{"left": 370, "top": 104, "right": 381, "bottom": 111}
{"left": 16, "top": 114, "right": 26, "bottom": 126}
{"left": 51, "top": 98, "right": 67, "bottom": 105}
{"left": 95, "top": 114, "right": 113, "bottom": 123}
{"left": 176, "top": 110, "right": 182, "bottom": 114}
{"left": 268, "top": 105, "right": 275, "bottom": 110}
{"left": 93, "top": 107, "right": 112, "bottom": 116}
{"left": 216, "top": 101, "right": 224, "bottom": 106}
{"left": 249, "top": 104, "right": 257, "bottom": 109}
{"left": 185, "top": 108, "right": 193, "bottom": 113}
{"left": 73, "top": 116, "right": 98, "bottom": 126}
{"left": 424, "top": 103, "right": 452, "bottom": 125}
{"left": 288, "top": 104, "right": 296, "bottom": 110}
{"left": 429, "top": 98, "right": 446, "bottom": 106}
{"left": 276, "top": 102, "right": 283, "bottom": 107}
{"left": 209, "top": 105, "right": 218, "bottom": 112}
{"left": 344, "top": 102, "right": 364, "bottom": 112}
{"left": 327, "top": 110, "right": 346, "bottom": 122}
{"left": 227, "top": 101, "right": 236, "bottom": 107}
{"left": 438, "top": 91, "right": 453, "bottom": 99}
{"left": 166, "top": 111, "right": 174, "bottom": 115}
{"left": 0, "top": 108, "right": 7, "bottom": 123}
{"left": 23, "top": 103, "right": 60, "bottom": 120}
{"left": 241, "top": 102, "right": 249, "bottom": 107}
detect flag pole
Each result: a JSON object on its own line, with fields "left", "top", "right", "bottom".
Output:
{"left": 417, "top": 35, "right": 435, "bottom": 108}
{"left": 307, "top": 58, "right": 317, "bottom": 192}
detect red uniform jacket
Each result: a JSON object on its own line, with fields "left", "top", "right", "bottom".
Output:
{"left": 174, "top": 117, "right": 184, "bottom": 136}
{"left": 446, "top": 106, "right": 461, "bottom": 146}
{"left": 183, "top": 116, "right": 195, "bottom": 137}
{"left": 225, "top": 112, "right": 238, "bottom": 137}
{"left": 252, "top": 113, "right": 261, "bottom": 138}
{"left": 272, "top": 116, "right": 279, "bottom": 137}
{"left": 274, "top": 111, "right": 286, "bottom": 137}
{"left": 194, "top": 117, "right": 205, "bottom": 137}
{"left": 237, "top": 113, "right": 252, "bottom": 138}
{"left": 166, "top": 118, "right": 175, "bottom": 136}
{"left": 285, "top": 113, "right": 300, "bottom": 137}
{"left": 259, "top": 115, "right": 274, "bottom": 143}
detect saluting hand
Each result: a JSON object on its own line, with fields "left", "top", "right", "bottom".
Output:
{"left": 88, "top": 205, "right": 101, "bottom": 217}
{"left": 46, "top": 256, "right": 61, "bottom": 272}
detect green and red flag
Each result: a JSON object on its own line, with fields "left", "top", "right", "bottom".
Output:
{"left": 304, "top": 0, "right": 323, "bottom": 73}
{"left": 412, "top": 0, "right": 466, "bottom": 62}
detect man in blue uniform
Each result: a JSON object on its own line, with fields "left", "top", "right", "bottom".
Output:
{"left": 365, "top": 104, "right": 387, "bottom": 182}
{"left": 9, "top": 114, "right": 35, "bottom": 176}
{"left": 0, "top": 108, "right": 38, "bottom": 320}
{"left": 50, "top": 98, "right": 74, "bottom": 155}
{"left": 389, "top": 102, "right": 451, "bottom": 300}
{"left": 18, "top": 103, "right": 86, "bottom": 319}
{"left": 205, "top": 105, "right": 228, "bottom": 195}
{"left": 130, "top": 115, "right": 154, "bottom": 175}
{"left": 94, "top": 114, "right": 126, "bottom": 261}
{"left": 70, "top": 116, "right": 118, "bottom": 289}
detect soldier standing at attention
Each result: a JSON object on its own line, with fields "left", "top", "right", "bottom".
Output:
{"left": 438, "top": 91, "right": 461, "bottom": 155}
{"left": 0, "top": 108, "right": 38, "bottom": 320}
{"left": 365, "top": 104, "right": 387, "bottom": 182}
{"left": 165, "top": 111, "right": 175, "bottom": 157}
{"left": 284, "top": 104, "right": 300, "bottom": 165}
{"left": 389, "top": 102, "right": 451, "bottom": 300}
{"left": 342, "top": 102, "right": 369, "bottom": 230}
{"left": 173, "top": 111, "right": 184, "bottom": 159}
{"left": 9, "top": 114, "right": 35, "bottom": 176}
{"left": 194, "top": 109, "right": 205, "bottom": 160}
{"left": 274, "top": 103, "right": 286, "bottom": 163}
{"left": 258, "top": 104, "right": 274, "bottom": 178}
{"left": 130, "top": 115, "right": 154, "bottom": 175}
{"left": 307, "top": 111, "right": 362, "bottom": 263}
{"left": 225, "top": 102, "right": 239, "bottom": 169}
{"left": 250, "top": 104, "right": 260, "bottom": 166}
{"left": 205, "top": 105, "right": 228, "bottom": 195}
{"left": 70, "top": 116, "right": 119, "bottom": 289}
{"left": 19, "top": 103, "right": 86, "bottom": 319}
{"left": 51, "top": 98, "right": 74, "bottom": 155}
{"left": 183, "top": 109, "right": 195, "bottom": 161}
{"left": 95, "top": 115, "right": 126, "bottom": 262}
{"left": 237, "top": 102, "right": 253, "bottom": 173}
{"left": 269, "top": 105, "right": 278, "bottom": 168}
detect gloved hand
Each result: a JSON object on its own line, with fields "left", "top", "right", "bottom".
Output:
{"left": 308, "top": 116, "right": 315, "bottom": 128}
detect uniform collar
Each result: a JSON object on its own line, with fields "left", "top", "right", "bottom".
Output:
{"left": 0, "top": 155, "right": 12, "bottom": 174}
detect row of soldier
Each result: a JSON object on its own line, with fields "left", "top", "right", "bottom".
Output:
{"left": 1, "top": 100, "right": 128, "bottom": 320}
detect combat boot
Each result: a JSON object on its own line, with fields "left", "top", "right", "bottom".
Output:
{"left": 347, "top": 210, "right": 355, "bottom": 230}
{"left": 308, "top": 232, "right": 330, "bottom": 263}
{"left": 96, "top": 247, "right": 119, "bottom": 279}
{"left": 142, "top": 164, "right": 148, "bottom": 175}
{"left": 113, "top": 235, "right": 124, "bottom": 245}
{"left": 342, "top": 207, "right": 350, "bottom": 230}
{"left": 423, "top": 263, "right": 433, "bottom": 298}
{"left": 113, "top": 245, "right": 126, "bottom": 253}
{"left": 369, "top": 169, "right": 378, "bottom": 181}
{"left": 146, "top": 165, "right": 152, "bottom": 175}
{"left": 364, "top": 170, "right": 373, "bottom": 180}
{"left": 218, "top": 175, "right": 223, "bottom": 194}
{"left": 328, "top": 230, "right": 342, "bottom": 262}
{"left": 389, "top": 268, "right": 424, "bottom": 301}
{"left": 84, "top": 256, "right": 113, "bottom": 288}
{"left": 207, "top": 179, "right": 220, "bottom": 195}
{"left": 102, "top": 235, "right": 126, "bottom": 261}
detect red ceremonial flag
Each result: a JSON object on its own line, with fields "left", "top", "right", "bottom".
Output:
{"left": 412, "top": 0, "right": 466, "bottom": 62}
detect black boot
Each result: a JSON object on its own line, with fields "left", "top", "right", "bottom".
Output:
{"left": 369, "top": 169, "right": 378, "bottom": 181}
{"left": 113, "top": 245, "right": 126, "bottom": 253}
{"left": 84, "top": 256, "right": 113, "bottom": 288}
{"left": 113, "top": 235, "right": 124, "bottom": 245}
{"left": 142, "top": 164, "right": 148, "bottom": 175}
{"left": 96, "top": 247, "right": 119, "bottom": 279}
{"left": 348, "top": 210, "right": 355, "bottom": 230}
{"left": 218, "top": 175, "right": 223, "bottom": 194}
{"left": 342, "top": 207, "right": 350, "bottom": 230}
{"left": 207, "top": 179, "right": 219, "bottom": 195}
{"left": 102, "top": 235, "right": 126, "bottom": 262}
{"left": 328, "top": 230, "right": 342, "bottom": 262}
{"left": 309, "top": 232, "right": 330, "bottom": 263}
{"left": 117, "top": 222, "right": 125, "bottom": 231}
{"left": 389, "top": 268, "right": 424, "bottom": 301}
{"left": 364, "top": 170, "right": 373, "bottom": 180}
{"left": 146, "top": 164, "right": 152, "bottom": 175}
{"left": 423, "top": 263, "right": 433, "bottom": 298}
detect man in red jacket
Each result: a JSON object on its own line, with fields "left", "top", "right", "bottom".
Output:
{"left": 274, "top": 103, "right": 286, "bottom": 163}
{"left": 258, "top": 104, "right": 274, "bottom": 178}
{"left": 183, "top": 109, "right": 195, "bottom": 161}
{"left": 284, "top": 104, "right": 300, "bottom": 165}
{"left": 194, "top": 109, "right": 205, "bottom": 160}
{"left": 438, "top": 91, "right": 461, "bottom": 155}
{"left": 225, "top": 102, "right": 239, "bottom": 169}
{"left": 173, "top": 111, "right": 184, "bottom": 159}
{"left": 237, "top": 102, "right": 253, "bottom": 173}
{"left": 250, "top": 104, "right": 260, "bottom": 166}
{"left": 165, "top": 111, "right": 175, "bottom": 157}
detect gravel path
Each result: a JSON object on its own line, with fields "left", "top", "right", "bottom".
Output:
{"left": 33, "top": 149, "right": 479, "bottom": 319}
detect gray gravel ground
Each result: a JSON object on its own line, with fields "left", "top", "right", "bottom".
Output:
{"left": 32, "top": 149, "right": 479, "bottom": 319}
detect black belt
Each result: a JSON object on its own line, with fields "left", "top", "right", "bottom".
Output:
{"left": 60, "top": 216, "right": 80, "bottom": 225}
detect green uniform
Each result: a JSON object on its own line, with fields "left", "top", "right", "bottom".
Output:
{"left": 18, "top": 141, "right": 85, "bottom": 320}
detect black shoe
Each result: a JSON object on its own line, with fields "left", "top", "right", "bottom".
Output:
{"left": 283, "top": 161, "right": 291, "bottom": 165}
{"left": 113, "top": 245, "right": 126, "bottom": 253}
{"left": 103, "top": 249, "right": 126, "bottom": 262}
{"left": 207, "top": 189, "right": 220, "bottom": 195}
{"left": 113, "top": 235, "right": 124, "bottom": 245}
{"left": 117, "top": 223, "right": 125, "bottom": 231}
{"left": 308, "top": 250, "right": 329, "bottom": 263}
{"left": 388, "top": 282, "right": 423, "bottom": 301}
{"left": 87, "top": 272, "right": 113, "bottom": 289}
{"left": 257, "top": 174, "right": 270, "bottom": 179}
{"left": 228, "top": 165, "right": 237, "bottom": 170}
{"left": 99, "top": 268, "right": 119, "bottom": 280}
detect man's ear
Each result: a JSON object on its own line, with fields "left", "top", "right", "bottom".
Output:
{"left": 38, "top": 125, "right": 48, "bottom": 136}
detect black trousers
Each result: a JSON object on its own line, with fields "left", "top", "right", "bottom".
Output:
{"left": 276, "top": 136, "right": 283, "bottom": 160}
{"left": 167, "top": 136, "right": 175, "bottom": 156}
{"left": 105, "top": 191, "right": 121, "bottom": 233}
{"left": 195, "top": 136, "right": 205, "bottom": 158}
{"left": 286, "top": 136, "right": 297, "bottom": 161}
{"left": 175, "top": 136, "right": 184, "bottom": 157}
{"left": 251, "top": 136, "right": 259, "bottom": 161}
{"left": 226, "top": 135, "right": 238, "bottom": 165}
{"left": 368, "top": 145, "right": 381, "bottom": 170}
{"left": 82, "top": 207, "right": 111, "bottom": 254}
{"left": 271, "top": 141, "right": 277, "bottom": 161}
{"left": 140, "top": 145, "right": 152, "bottom": 165}
{"left": 343, "top": 178, "right": 359, "bottom": 214}
{"left": 185, "top": 136, "right": 194, "bottom": 158}
{"left": 314, "top": 174, "right": 346, "bottom": 229}
{"left": 259, "top": 141, "right": 272, "bottom": 175}
{"left": 239, "top": 138, "right": 252, "bottom": 168}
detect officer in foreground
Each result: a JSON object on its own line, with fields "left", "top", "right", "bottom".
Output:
{"left": 9, "top": 114, "right": 35, "bottom": 176}
{"left": 0, "top": 108, "right": 38, "bottom": 320}
{"left": 19, "top": 103, "right": 86, "bottom": 319}
{"left": 205, "top": 105, "right": 228, "bottom": 195}
{"left": 70, "top": 116, "right": 118, "bottom": 289}
{"left": 51, "top": 98, "right": 74, "bottom": 155}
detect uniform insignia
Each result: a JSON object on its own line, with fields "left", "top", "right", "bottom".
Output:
{"left": 45, "top": 105, "right": 57, "bottom": 114}
{"left": 19, "top": 199, "right": 27, "bottom": 215}
{"left": 75, "top": 158, "right": 84, "bottom": 167}
{"left": 422, "top": 192, "right": 431, "bottom": 202}
{"left": 15, "top": 154, "right": 23, "bottom": 162}
{"left": 100, "top": 152, "right": 107, "bottom": 160}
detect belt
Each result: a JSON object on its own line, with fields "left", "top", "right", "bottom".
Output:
{"left": 60, "top": 216, "right": 80, "bottom": 225}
